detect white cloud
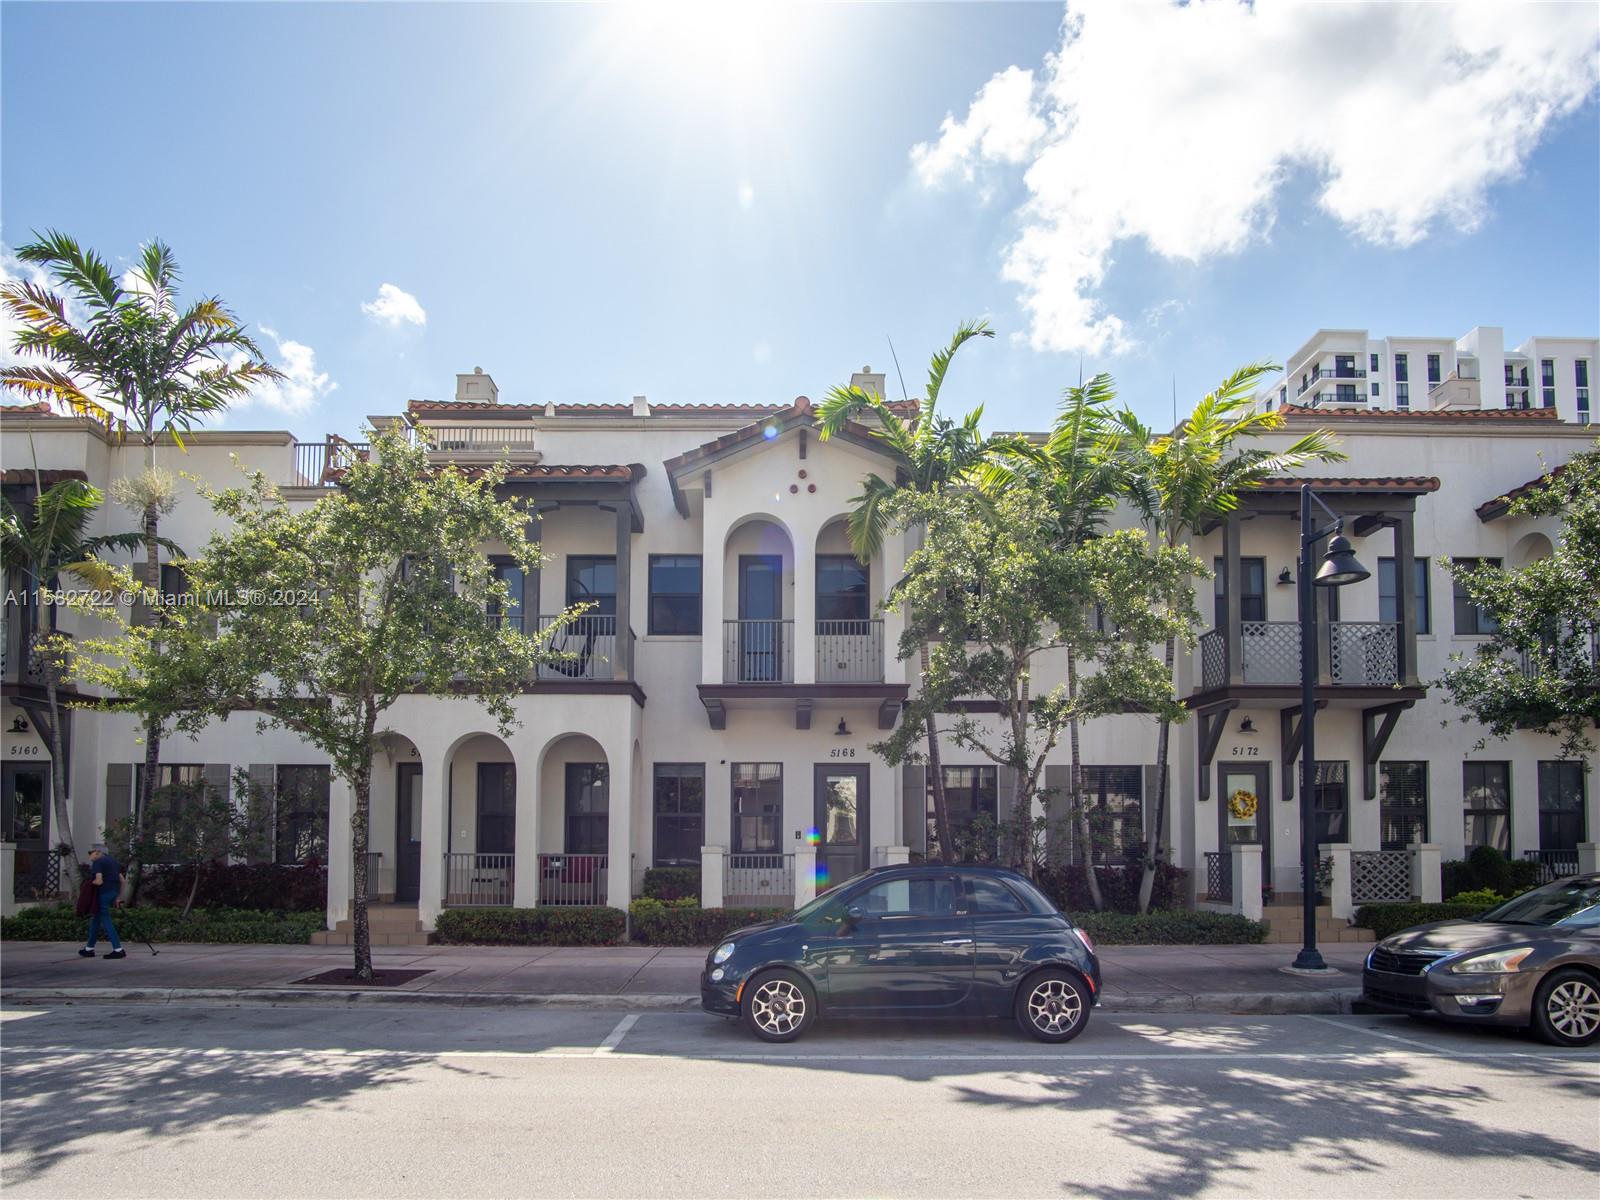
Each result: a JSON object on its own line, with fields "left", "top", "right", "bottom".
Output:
{"left": 361, "top": 282, "right": 427, "bottom": 327}
{"left": 911, "top": 0, "right": 1600, "bottom": 355}
{"left": 233, "top": 325, "right": 336, "bottom": 416}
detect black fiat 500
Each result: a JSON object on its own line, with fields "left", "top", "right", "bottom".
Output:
{"left": 700, "top": 864, "right": 1101, "bottom": 1042}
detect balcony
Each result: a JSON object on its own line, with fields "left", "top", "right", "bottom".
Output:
{"left": 722, "top": 619, "right": 794, "bottom": 683}
{"left": 290, "top": 438, "right": 369, "bottom": 487}
{"left": 1306, "top": 389, "right": 1369, "bottom": 407}
{"left": 416, "top": 424, "right": 541, "bottom": 463}
{"left": 534, "top": 614, "right": 629, "bottom": 681}
{"left": 1296, "top": 367, "right": 1366, "bottom": 396}
{"left": 1197, "top": 621, "right": 1400, "bottom": 689}
{"left": 815, "top": 620, "right": 885, "bottom": 683}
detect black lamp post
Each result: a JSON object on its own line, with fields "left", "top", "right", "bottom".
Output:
{"left": 1293, "top": 484, "right": 1370, "bottom": 971}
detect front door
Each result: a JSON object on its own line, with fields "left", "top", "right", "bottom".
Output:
{"left": 1218, "top": 762, "right": 1271, "bottom": 891}
{"left": 814, "top": 764, "right": 868, "bottom": 889}
{"left": 395, "top": 762, "right": 422, "bottom": 902}
{"left": 738, "top": 555, "right": 784, "bottom": 682}
{"left": 2, "top": 762, "right": 51, "bottom": 902}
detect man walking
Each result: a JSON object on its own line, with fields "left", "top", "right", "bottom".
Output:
{"left": 80, "top": 844, "right": 125, "bottom": 960}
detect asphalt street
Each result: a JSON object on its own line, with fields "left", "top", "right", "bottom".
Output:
{"left": 2, "top": 1001, "right": 1596, "bottom": 1199}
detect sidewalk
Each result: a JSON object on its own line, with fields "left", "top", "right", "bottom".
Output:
{"left": 0, "top": 940, "right": 1369, "bottom": 1013}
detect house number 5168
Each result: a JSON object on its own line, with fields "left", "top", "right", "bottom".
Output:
{"left": 829, "top": 748, "right": 856, "bottom": 758}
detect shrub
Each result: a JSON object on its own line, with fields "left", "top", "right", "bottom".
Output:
{"left": 1069, "top": 909, "right": 1267, "bottom": 945}
{"left": 1354, "top": 902, "right": 1488, "bottom": 940}
{"left": 1034, "top": 861, "right": 1189, "bottom": 914}
{"left": 1507, "top": 858, "right": 1543, "bottom": 892}
{"left": 139, "top": 861, "right": 328, "bottom": 912}
{"left": 1466, "top": 846, "right": 1514, "bottom": 897}
{"left": 1445, "top": 848, "right": 1540, "bottom": 899}
{"left": 629, "top": 899, "right": 789, "bottom": 946}
{"left": 0, "top": 903, "right": 323, "bottom": 944}
{"left": 433, "top": 906, "right": 625, "bottom": 946}
{"left": 641, "top": 867, "right": 700, "bottom": 902}
{"left": 1447, "top": 888, "right": 1506, "bottom": 909}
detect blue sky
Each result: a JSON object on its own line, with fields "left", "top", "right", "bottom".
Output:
{"left": 3, "top": 1, "right": 1598, "bottom": 439}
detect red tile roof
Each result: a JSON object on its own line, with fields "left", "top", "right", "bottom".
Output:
{"left": 407, "top": 397, "right": 921, "bottom": 420}
{"left": 1253, "top": 475, "right": 1441, "bottom": 494}
{"left": 454, "top": 463, "right": 645, "bottom": 482}
{"left": 1, "top": 468, "right": 89, "bottom": 486}
{"left": 1476, "top": 462, "right": 1567, "bottom": 522}
{"left": 1280, "top": 403, "right": 1561, "bottom": 423}
{"left": 0, "top": 401, "right": 62, "bottom": 417}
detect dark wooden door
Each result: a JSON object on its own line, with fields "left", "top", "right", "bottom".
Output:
{"left": 395, "top": 762, "right": 422, "bottom": 902}
{"left": 814, "top": 764, "right": 869, "bottom": 888}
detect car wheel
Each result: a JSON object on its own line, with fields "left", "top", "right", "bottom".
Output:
{"left": 1015, "top": 969, "right": 1090, "bottom": 1044}
{"left": 1532, "top": 968, "right": 1600, "bottom": 1047}
{"left": 742, "top": 969, "right": 817, "bottom": 1043}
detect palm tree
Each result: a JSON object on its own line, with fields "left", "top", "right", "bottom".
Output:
{"left": 1101, "top": 365, "right": 1344, "bottom": 912}
{"left": 817, "top": 319, "right": 1031, "bottom": 863}
{"left": 1, "top": 470, "right": 170, "bottom": 862}
{"left": 982, "top": 373, "right": 1121, "bottom": 905}
{"left": 2, "top": 231, "right": 281, "bottom": 885}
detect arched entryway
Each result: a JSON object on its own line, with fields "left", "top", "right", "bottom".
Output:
{"left": 722, "top": 514, "right": 795, "bottom": 683}
{"left": 537, "top": 733, "right": 611, "bottom": 905}
{"left": 443, "top": 732, "right": 517, "bottom": 907}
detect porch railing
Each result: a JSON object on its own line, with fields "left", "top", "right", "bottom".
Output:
{"left": 535, "top": 614, "right": 619, "bottom": 680}
{"left": 815, "top": 620, "right": 884, "bottom": 683}
{"left": 443, "top": 852, "right": 514, "bottom": 907}
{"left": 1329, "top": 622, "right": 1399, "bottom": 685}
{"left": 416, "top": 425, "right": 540, "bottom": 458}
{"left": 290, "top": 438, "right": 369, "bottom": 487}
{"left": 1351, "top": 850, "right": 1411, "bottom": 904}
{"left": 725, "top": 853, "right": 794, "bottom": 907}
{"left": 360, "top": 852, "right": 384, "bottom": 902}
{"left": 539, "top": 853, "right": 608, "bottom": 906}
{"left": 723, "top": 619, "right": 794, "bottom": 683}
{"left": 1204, "top": 851, "right": 1231, "bottom": 903}
{"left": 1197, "top": 621, "right": 1400, "bottom": 688}
{"left": 1524, "top": 849, "right": 1580, "bottom": 884}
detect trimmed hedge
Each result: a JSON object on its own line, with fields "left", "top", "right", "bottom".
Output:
{"left": 640, "top": 867, "right": 700, "bottom": 903}
{"left": 1354, "top": 902, "right": 1487, "bottom": 940}
{"left": 630, "top": 898, "right": 788, "bottom": 946}
{"left": 1069, "top": 909, "right": 1268, "bottom": 945}
{"left": 433, "top": 906, "right": 626, "bottom": 946}
{"left": 1, "top": 903, "right": 324, "bottom": 944}
{"left": 1035, "top": 862, "right": 1189, "bottom": 915}
{"left": 140, "top": 862, "right": 328, "bottom": 912}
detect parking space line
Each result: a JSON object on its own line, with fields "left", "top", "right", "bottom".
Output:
{"left": 1297, "top": 1011, "right": 1468, "bottom": 1053}
{"left": 594, "top": 1013, "right": 639, "bottom": 1055}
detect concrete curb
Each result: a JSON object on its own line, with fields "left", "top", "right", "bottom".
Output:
{"left": 1, "top": 985, "right": 1362, "bottom": 1015}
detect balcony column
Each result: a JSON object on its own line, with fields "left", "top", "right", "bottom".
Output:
{"left": 1394, "top": 508, "right": 1419, "bottom": 686}
{"left": 880, "top": 532, "right": 906, "bottom": 685}
{"left": 326, "top": 774, "right": 353, "bottom": 931}
{"left": 417, "top": 745, "right": 451, "bottom": 928}
{"left": 793, "top": 529, "right": 816, "bottom": 684}
{"left": 702, "top": 522, "right": 726, "bottom": 685}
{"left": 513, "top": 753, "right": 540, "bottom": 908}
{"left": 1222, "top": 514, "right": 1244, "bottom": 684}
{"left": 610, "top": 503, "right": 633, "bottom": 681}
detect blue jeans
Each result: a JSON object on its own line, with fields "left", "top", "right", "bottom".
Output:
{"left": 86, "top": 894, "right": 122, "bottom": 951}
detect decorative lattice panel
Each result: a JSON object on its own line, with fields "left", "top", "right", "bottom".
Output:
{"left": 1205, "top": 851, "right": 1232, "bottom": 902}
{"left": 1331, "top": 622, "right": 1400, "bottom": 685}
{"left": 1351, "top": 850, "right": 1411, "bottom": 904}
{"left": 1199, "top": 631, "right": 1226, "bottom": 690}
{"left": 1240, "top": 622, "right": 1301, "bottom": 684}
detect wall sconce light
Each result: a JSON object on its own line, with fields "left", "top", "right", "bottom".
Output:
{"left": 8, "top": 716, "right": 27, "bottom": 734}
{"left": 1238, "top": 717, "right": 1256, "bottom": 734}
{"left": 835, "top": 718, "right": 851, "bottom": 737}
{"left": 1277, "top": 567, "right": 1294, "bottom": 586}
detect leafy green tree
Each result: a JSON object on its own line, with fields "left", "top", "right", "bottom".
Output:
{"left": 874, "top": 482, "right": 1200, "bottom": 881}
{"left": 1101, "top": 369, "right": 1343, "bottom": 911}
{"left": 816, "top": 319, "right": 1033, "bottom": 860}
{"left": 1441, "top": 442, "right": 1600, "bottom": 758}
{"left": 74, "top": 426, "right": 583, "bottom": 978}
{"left": 2, "top": 231, "right": 282, "bottom": 883}
{"left": 1, "top": 469, "right": 169, "bottom": 862}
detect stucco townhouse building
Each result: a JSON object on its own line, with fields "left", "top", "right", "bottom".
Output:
{"left": 3, "top": 324, "right": 1596, "bottom": 938}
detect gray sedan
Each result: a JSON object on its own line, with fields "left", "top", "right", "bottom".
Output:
{"left": 1362, "top": 873, "right": 1600, "bottom": 1046}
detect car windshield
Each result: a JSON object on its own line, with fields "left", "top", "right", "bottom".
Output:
{"left": 789, "top": 889, "right": 843, "bottom": 924}
{"left": 1478, "top": 879, "right": 1600, "bottom": 927}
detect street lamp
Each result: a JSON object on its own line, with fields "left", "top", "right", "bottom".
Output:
{"left": 1293, "top": 484, "right": 1370, "bottom": 972}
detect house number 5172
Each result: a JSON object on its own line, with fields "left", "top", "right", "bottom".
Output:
{"left": 1229, "top": 746, "right": 1260, "bottom": 757}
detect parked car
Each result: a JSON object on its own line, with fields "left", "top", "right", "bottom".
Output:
{"left": 700, "top": 863, "right": 1101, "bottom": 1043}
{"left": 1362, "top": 873, "right": 1600, "bottom": 1046}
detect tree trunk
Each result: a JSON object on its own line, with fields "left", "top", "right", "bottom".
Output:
{"left": 351, "top": 744, "right": 375, "bottom": 981}
{"left": 1066, "top": 645, "right": 1103, "bottom": 911}
{"left": 128, "top": 497, "right": 164, "bottom": 904}
{"left": 1136, "top": 633, "right": 1177, "bottom": 913}
{"left": 37, "top": 653, "right": 77, "bottom": 864}
{"left": 182, "top": 862, "right": 201, "bottom": 918}
{"left": 921, "top": 641, "right": 953, "bottom": 864}
{"left": 1010, "top": 668, "right": 1032, "bottom": 875}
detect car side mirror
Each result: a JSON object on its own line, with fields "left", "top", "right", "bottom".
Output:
{"left": 842, "top": 904, "right": 866, "bottom": 930}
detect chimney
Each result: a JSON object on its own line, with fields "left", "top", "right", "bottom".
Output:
{"left": 632, "top": 394, "right": 650, "bottom": 417}
{"left": 849, "top": 365, "right": 886, "bottom": 399}
{"left": 455, "top": 366, "right": 498, "bottom": 404}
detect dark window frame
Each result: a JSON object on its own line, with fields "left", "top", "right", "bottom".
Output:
{"left": 566, "top": 555, "right": 617, "bottom": 618}
{"left": 1083, "top": 765, "right": 1144, "bottom": 864}
{"left": 647, "top": 554, "right": 702, "bottom": 636}
{"left": 273, "top": 764, "right": 330, "bottom": 865}
{"left": 1463, "top": 761, "right": 1511, "bottom": 853}
{"left": 815, "top": 554, "right": 871, "bottom": 624}
{"left": 1537, "top": 761, "right": 1587, "bottom": 851}
{"left": 928, "top": 765, "right": 998, "bottom": 861}
{"left": 1214, "top": 556, "right": 1267, "bottom": 625}
{"left": 731, "top": 762, "right": 782, "bottom": 854}
{"left": 1379, "top": 761, "right": 1429, "bottom": 851}
{"left": 1313, "top": 760, "right": 1349, "bottom": 846}
{"left": 564, "top": 762, "right": 609, "bottom": 855}
{"left": 487, "top": 555, "right": 528, "bottom": 633}
{"left": 1452, "top": 557, "right": 1501, "bottom": 636}
{"left": 476, "top": 762, "right": 516, "bottom": 855}
{"left": 1378, "top": 556, "right": 1431, "bottom": 635}
{"left": 1427, "top": 353, "right": 1442, "bottom": 384}
{"left": 652, "top": 763, "right": 705, "bottom": 867}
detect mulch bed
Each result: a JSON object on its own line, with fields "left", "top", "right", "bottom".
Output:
{"left": 292, "top": 968, "right": 433, "bottom": 988}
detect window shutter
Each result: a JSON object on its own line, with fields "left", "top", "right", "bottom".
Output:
{"left": 104, "top": 763, "right": 133, "bottom": 833}
{"left": 901, "top": 764, "right": 926, "bottom": 855}
{"left": 1044, "top": 765, "right": 1072, "bottom": 865}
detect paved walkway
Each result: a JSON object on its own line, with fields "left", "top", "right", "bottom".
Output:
{"left": 0, "top": 940, "right": 1370, "bottom": 1013}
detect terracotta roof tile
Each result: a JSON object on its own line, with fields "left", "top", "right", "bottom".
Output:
{"left": 0, "top": 401, "right": 62, "bottom": 417}
{"left": 407, "top": 397, "right": 919, "bottom": 420}
{"left": 1254, "top": 475, "right": 1441, "bottom": 493}
{"left": 1476, "top": 462, "right": 1567, "bottom": 521}
{"left": 1, "top": 467, "right": 89, "bottom": 486}
{"left": 1280, "top": 403, "right": 1561, "bottom": 423}
{"left": 458, "top": 463, "right": 645, "bottom": 482}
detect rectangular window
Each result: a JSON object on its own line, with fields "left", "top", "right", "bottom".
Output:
{"left": 1379, "top": 762, "right": 1429, "bottom": 851}
{"left": 1427, "top": 353, "right": 1441, "bottom": 384}
{"left": 1371, "top": 382, "right": 1380, "bottom": 398}
{"left": 134, "top": 763, "right": 206, "bottom": 861}
{"left": 1537, "top": 762, "right": 1587, "bottom": 851}
{"left": 1452, "top": 557, "right": 1501, "bottom": 635}
{"left": 487, "top": 557, "right": 526, "bottom": 633}
{"left": 159, "top": 563, "right": 191, "bottom": 607}
{"left": 647, "top": 555, "right": 701, "bottom": 635}
{"left": 1378, "top": 556, "right": 1431, "bottom": 635}
{"left": 1370, "top": 353, "right": 1380, "bottom": 373}
{"left": 1577, "top": 360, "right": 1591, "bottom": 425}
{"left": 928, "top": 766, "right": 998, "bottom": 860}
{"left": 815, "top": 554, "right": 870, "bottom": 623}
{"left": 1083, "top": 766, "right": 1144, "bottom": 863}
{"left": 274, "top": 764, "right": 330, "bottom": 864}
{"left": 566, "top": 556, "right": 617, "bottom": 617}
{"left": 1463, "top": 762, "right": 1511, "bottom": 853}
{"left": 1335, "top": 384, "right": 1359, "bottom": 404}
{"left": 476, "top": 762, "right": 516, "bottom": 855}
{"left": 652, "top": 764, "right": 704, "bottom": 867}
{"left": 1394, "top": 353, "right": 1409, "bottom": 382}
{"left": 1313, "top": 761, "right": 1349, "bottom": 846}
{"left": 1213, "top": 556, "right": 1266, "bottom": 625}
{"left": 564, "top": 763, "right": 609, "bottom": 855}
{"left": 1541, "top": 358, "right": 1557, "bottom": 408}
{"left": 731, "top": 763, "right": 782, "bottom": 853}
{"left": 1395, "top": 382, "right": 1410, "bottom": 409}
{"left": 1334, "top": 354, "right": 1356, "bottom": 378}
{"left": 1278, "top": 386, "right": 1286, "bottom": 407}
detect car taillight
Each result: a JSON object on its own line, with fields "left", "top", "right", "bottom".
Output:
{"left": 1072, "top": 927, "right": 1095, "bottom": 956}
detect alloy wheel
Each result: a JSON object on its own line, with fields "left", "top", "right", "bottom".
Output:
{"left": 1546, "top": 978, "right": 1600, "bottom": 1041}
{"left": 750, "top": 977, "right": 807, "bottom": 1037}
{"left": 1026, "top": 978, "right": 1083, "bottom": 1036}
